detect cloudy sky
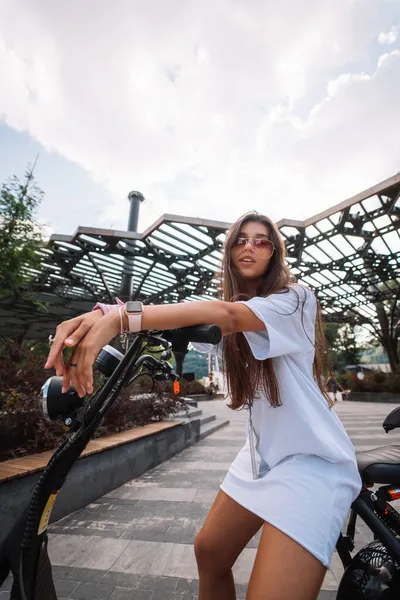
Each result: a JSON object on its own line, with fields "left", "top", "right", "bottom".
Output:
{"left": 0, "top": 0, "right": 399, "bottom": 237}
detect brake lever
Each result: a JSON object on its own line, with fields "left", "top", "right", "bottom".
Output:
{"left": 159, "top": 362, "right": 175, "bottom": 378}
{"left": 135, "top": 354, "right": 162, "bottom": 371}
{"left": 154, "top": 367, "right": 179, "bottom": 382}
{"left": 140, "top": 355, "right": 178, "bottom": 383}
{"left": 145, "top": 333, "right": 171, "bottom": 350}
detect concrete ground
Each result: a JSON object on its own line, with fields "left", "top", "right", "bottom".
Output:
{"left": 1, "top": 398, "right": 400, "bottom": 599}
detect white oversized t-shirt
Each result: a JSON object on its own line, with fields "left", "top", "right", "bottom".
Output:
{"left": 193, "top": 284, "right": 358, "bottom": 473}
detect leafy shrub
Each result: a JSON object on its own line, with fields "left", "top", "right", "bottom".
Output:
{"left": 387, "top": 373, "right": 400, "bottom": 394}
{"left": 131, "top": 376, "right": 220, "bottom": 398}
{"left": 367, "top": 371, "right": 387, "bottom": 393}
{"left": 185, "top": 380, "right": 207, "bottom": 395}
{"left": 346, "top": 370, "right": 400, "bottom": 394}
{"left": 96, "top": 388, "right": 186, "bottom": 435}
{"left": 0, "top": 350, "right": 46, "bottom": 401}
{"left": 178, "top": 379, "right": 220, "bottom": 398}
{"left": 0, "top": 394, "right": 67, "bottom": 461}
{"left": 0, "top": 353, "right": 186, "bottom": 462}
{"left": 336, "top": 372, "right": 350, "bottom": 389}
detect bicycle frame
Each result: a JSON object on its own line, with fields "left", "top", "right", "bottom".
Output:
{"left": 9, "top": 334, "right": 145, "bottom": 600}
{"left": 1, "top": 335, "right": 171, "bottom": 598}
{"left": 336, "top": 486, "right": 400, "bottom": 569}
{"left": 1, "top": 324, "right": 221, "bottom": 600}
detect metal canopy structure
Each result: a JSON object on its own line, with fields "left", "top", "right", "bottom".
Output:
{"left": 0, "top": 174, "right": 399, "bottom": 339}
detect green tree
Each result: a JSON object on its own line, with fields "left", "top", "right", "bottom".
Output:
{"left": 324, "top": 322, "right": 361, "bottom": 374}
{"left": 351, "top": 280, "right": 400, "bottom": 373}
{"left": 0, "top": 165, "right": 44, "bottom": 297}
{"left": 372, "top": 288, "right": 399, "bottom": 373}
{"left": 0, "top": 165, "right": 46, "bottom": 360}
{"left": 182, "top": 348, "right": 210, "bottom": 379}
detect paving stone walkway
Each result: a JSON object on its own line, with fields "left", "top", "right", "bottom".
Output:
{"left": 1, "top": 399, "right": 400, "bottom": 599}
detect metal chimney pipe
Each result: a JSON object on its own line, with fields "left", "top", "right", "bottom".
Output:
{"left": 119, "top": 191, "right": 145, "bottom": 301}
{"left": 127, "top": 191, "right": 145, "bottom": 233}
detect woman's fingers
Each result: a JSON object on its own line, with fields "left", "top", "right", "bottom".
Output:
{"left": 76, "top": 346, "right": 96, "bottom": 395}
{"left": 63, "top": 320, "right": 92, "bottom": 349}
{"left": 62, "top": 368, "right": 71, "bottom": 394}
{"left": 53, "top": 354, "right": 66, "bottom": 377}
{"left": 70, "top": 374, "right": 87, "bottom": 399}
{"left": 45, "top": 310, "right": 103, "bottom": 372}
{"left": 63, "top": 322, "right": 93, "bottom": 395}
{"left": 45, "top": 318, "right": 83, "bottom": 370}
{"left": 73, "top": 312, "right": 120, "bottom": 395}
{"left": 65, "top": 344, "right": 96, "bottom": 397}
{"left": 67, "top": 348, "right": 88, "bottom": 398}
{"left": 62, "top": 349, "right": 79, "bottom": 393}
{"left": 57, "top": 310, "right": 119, "bottom": 397}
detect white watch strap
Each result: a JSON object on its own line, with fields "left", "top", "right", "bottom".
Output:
{"left": 126, "top": 311, "right": 142, "bottom": 333}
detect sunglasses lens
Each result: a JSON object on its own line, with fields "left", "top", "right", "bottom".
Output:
{"left": 253, "top": 239, "right": 274, "bottom": 259}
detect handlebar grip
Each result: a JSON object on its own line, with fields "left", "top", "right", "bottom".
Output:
{"left": 175, "top": 324, "right": 222, "bottom": 345}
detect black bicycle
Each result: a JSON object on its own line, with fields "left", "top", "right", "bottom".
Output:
{"left": 334, "top": 405, "right": 400, "bottom": 598}
{"left": 0, "top": 324, "right": 400, "bottom": 599}
{"left": 0, "top": 324, "right": 222, "bottom": 600}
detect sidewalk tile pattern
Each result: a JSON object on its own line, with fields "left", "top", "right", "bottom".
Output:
{"left": 2, "top": 399, "right": 400, "bottom": 599}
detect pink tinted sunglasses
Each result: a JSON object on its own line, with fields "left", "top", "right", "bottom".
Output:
{"left": 234, "top": 237, "right": 275, "bottom": 258}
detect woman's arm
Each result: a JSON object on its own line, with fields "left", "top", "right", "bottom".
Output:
{"left": 133, "top": 300, "right": 264, "bottom": 335}
{"left": 45, "top": 300, "right": 265, "bottom": 396}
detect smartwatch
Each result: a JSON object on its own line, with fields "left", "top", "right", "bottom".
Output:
{"left": 124, "top": 301, "right": 144, "bottom": 333}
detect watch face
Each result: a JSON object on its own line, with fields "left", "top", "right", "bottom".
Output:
{"left": 125, "top": 301, "right": 143, "bottom": 313}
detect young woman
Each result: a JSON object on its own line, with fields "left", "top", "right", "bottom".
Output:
{"left": 45, "top": 213, "right": 362, "bottom": 600}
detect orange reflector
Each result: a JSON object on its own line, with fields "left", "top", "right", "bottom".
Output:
{"left": 388, "top": 489, "right": 400, "bottom": 500}
{"left": 173, "top": 381, "right": 180, "bottom": 395}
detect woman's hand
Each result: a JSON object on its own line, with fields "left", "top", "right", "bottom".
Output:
{"left": 45, "top": 310, "right": 104, "bottom": 376}
{"left": 58, "top": 309, "right": 120, "bottom": 397}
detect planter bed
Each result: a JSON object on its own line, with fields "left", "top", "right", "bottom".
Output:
{"left": 0, "top": 418, "right": 200, "bottom": 546}
{"left": 346, "top": 392, "right": 400, "bottom": 404}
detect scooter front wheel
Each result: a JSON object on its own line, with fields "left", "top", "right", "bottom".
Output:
{"left": 336, "top": 539, "right": 400, "bottom": 599}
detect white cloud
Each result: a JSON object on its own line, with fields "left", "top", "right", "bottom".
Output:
{"left": 0, "top": 0, "right": 399, "bottom": 233}
{"left": 378, "top": 26, "right": 398, "bottom": 45}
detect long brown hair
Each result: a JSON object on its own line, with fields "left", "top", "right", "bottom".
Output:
{"left": 218, "top": 212, "right": 332, "bottom": 410}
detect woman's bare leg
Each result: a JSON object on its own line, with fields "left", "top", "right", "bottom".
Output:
{"left": 195, "top": 489, "right": 263, "bottom": 600}
{"left": 247, "top": 522, "right": 326, "bottom": 600}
